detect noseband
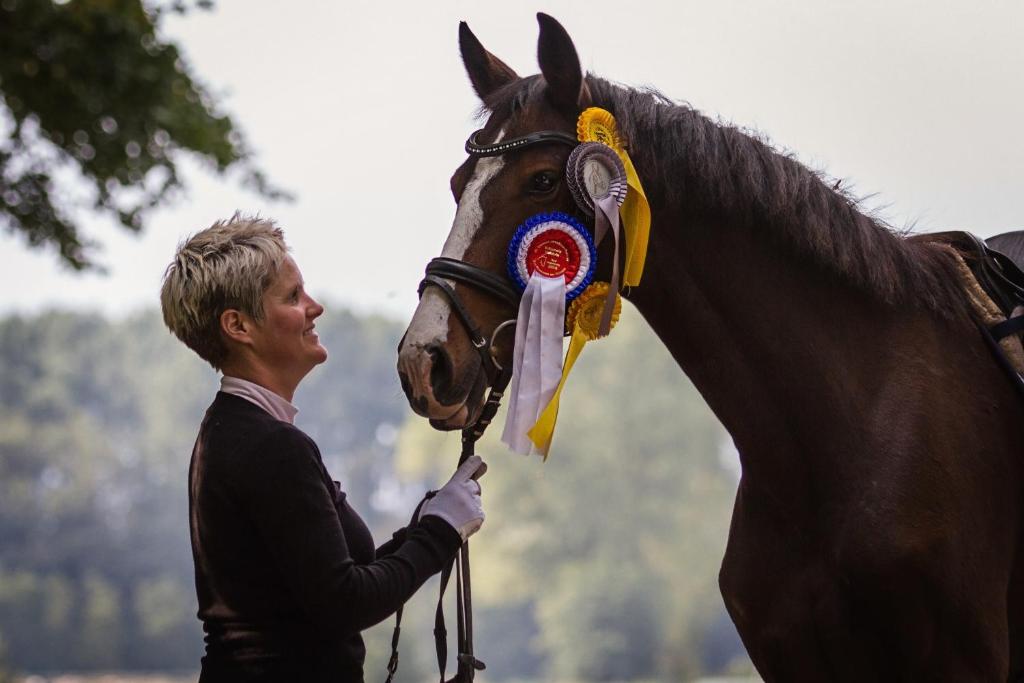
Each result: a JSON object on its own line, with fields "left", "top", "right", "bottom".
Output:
{"left": 418, "top": 257, "right": 521, "bottom": 386}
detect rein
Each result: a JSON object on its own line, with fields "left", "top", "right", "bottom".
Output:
{"left": 387, "top": 126, "right": 575, "bottom": 683}
{"left": 387, "top": 258, "right": 517, "bottom": 683}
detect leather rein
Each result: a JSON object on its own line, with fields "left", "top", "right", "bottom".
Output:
{"left": 386, "top": 127, "right": 578, "bottom": 683}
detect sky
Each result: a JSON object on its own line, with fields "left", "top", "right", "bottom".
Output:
{"left": 2, "top": 0, "right": 1022, "bottom": 320}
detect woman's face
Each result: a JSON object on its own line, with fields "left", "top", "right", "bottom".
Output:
{"left": 250, "top": 255, "right": 328, "bottom": 379}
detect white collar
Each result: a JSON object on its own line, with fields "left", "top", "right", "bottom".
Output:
{"left": 220, "top": 375, "right": 299, "bottom": 424}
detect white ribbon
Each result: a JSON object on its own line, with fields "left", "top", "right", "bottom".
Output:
{"left": 594, "top": 192, "right": 622, "bottom": 336}
{"left": 501, "top": 274, "right": 566, "bottom": 456}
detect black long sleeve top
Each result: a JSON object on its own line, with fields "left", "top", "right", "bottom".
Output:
{"left": 189, "top": 392, "right": 460, "bottom": 682}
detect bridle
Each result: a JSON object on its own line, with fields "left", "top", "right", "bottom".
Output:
{"left": 465, "top": 128, "right": 578, "bottom": 157}
{"left": 421, "top": 124, "right": 581, "bottom": 446}
{"left": 418, "top": 256, "right": 521, "bottom": 387}
{"left": 418, "top": 125, "right": 582, "bottom": 435}
{"left": 387, "top": 126, "right": 579, "bottom": 683}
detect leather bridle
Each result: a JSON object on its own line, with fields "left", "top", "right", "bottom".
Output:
{"left": 465, "top": 128, "right": 578, "bottom": 157}
{"left": 418, "top": 257, "right": 521, "bottom": 386}
{"left": 388, "top": 126, "right": 579, "bottom": 683}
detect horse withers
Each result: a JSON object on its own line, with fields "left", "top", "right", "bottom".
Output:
{"left": 396, "top": 14, "right": 1024, "bottom": 681}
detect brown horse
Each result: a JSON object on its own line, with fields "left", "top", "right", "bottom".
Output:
{"left": 397, "top": 13, "right": 1024, "bottom": 681}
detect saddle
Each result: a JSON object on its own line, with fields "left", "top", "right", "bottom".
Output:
{"left": 923, "top": 230, "right": 1024, "bottom": 396}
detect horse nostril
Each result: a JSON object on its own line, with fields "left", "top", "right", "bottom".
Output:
{"left": 427, "top": 343, "right": 453, "bottom": 397}
{"left": 398, "top": 368, "right": 429, "bottom": 414}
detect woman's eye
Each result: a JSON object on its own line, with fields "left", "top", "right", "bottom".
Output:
{"left": 530, "top": 171, "right": 558, "bottom": 194}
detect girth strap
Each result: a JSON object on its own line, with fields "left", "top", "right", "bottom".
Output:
{"left": 975, "top": 320, "right": 1024, "bottom": 401}
{"left": 991, "top": 315, "right": 1024, "bottom": 341}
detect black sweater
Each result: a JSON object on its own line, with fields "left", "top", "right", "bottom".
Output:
{"left": 189, "top": 392, "right": 460, "bottom": 682}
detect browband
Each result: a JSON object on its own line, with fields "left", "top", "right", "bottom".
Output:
{"left": 465, "top": 129, "right": 579, "bottom": 157}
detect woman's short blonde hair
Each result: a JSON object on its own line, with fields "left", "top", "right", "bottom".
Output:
{"left": 160, "top": 214, "right": 288, "bottom": 370}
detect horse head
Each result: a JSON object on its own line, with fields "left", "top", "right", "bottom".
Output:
{"left": 398, "top": 14, "right": 604, "bottom": 430}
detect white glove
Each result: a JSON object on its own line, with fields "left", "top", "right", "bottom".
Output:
{"left": 421, "top": 455, "right": 486, "bottom": 541}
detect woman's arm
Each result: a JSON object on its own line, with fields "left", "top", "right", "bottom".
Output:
{"left": 241, "top": 426, "right": 461, "bottom": 635}
{"left": 375, "top": 527, "right": 408, "bottom": 558}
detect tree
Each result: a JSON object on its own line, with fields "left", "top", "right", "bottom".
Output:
{"left": 0, "top": 0, "right": 287, "bottom": 270}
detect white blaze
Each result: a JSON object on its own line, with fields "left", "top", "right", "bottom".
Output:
{"left": 411, "top": 129, "right": 507, "bottom": 344}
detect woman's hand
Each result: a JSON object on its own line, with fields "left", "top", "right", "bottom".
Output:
{"left": 421, "top": 455, "right": 486, "bottom": 541}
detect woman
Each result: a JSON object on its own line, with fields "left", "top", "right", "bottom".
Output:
{"left": 159, "top": 215, "right": 484, "bottom": 682}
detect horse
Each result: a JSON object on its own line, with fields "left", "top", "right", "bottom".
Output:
{"left": 396, "top": 13, "right": 1024, "bottom": 681}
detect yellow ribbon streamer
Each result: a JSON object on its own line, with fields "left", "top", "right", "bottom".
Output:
{"left": 527, "top": 283, "right": 621, "bottom": 458}
{"left": 577, "top": 107, "right": 651, "bottom": 286}
{"left": 524, "top": 108, "right": 647, "bottom": 458}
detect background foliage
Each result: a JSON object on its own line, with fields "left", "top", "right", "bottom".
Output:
{"left": 0, "top": 304, "right": 749, "bottom": 680}
{"left": 0, "top": 0, "right": 284, "bottom": 270}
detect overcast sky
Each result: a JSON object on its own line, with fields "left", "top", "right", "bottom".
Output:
{"left": 2, "top": 0, "right": 1022, "bottom": 319}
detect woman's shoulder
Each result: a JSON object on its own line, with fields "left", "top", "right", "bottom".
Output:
{"left": 200, "top": 393, "right": 320, "bottom": 463}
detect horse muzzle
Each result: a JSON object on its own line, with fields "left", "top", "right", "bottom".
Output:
{"left": 399, "top": 257, "right": 519, "bottom": 431}
{"left": 397, "top": 339, "right": 489, "bottom": 430}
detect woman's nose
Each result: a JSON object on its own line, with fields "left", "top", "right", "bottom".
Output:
{"left": 308, "top": 296, "right": 324, "bottom": 318}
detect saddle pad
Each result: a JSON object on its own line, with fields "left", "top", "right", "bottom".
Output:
{"left": 949, "top": 250, "right": 1024, "bottom": 374}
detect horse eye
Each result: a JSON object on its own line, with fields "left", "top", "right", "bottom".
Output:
{"left": 530, "top": 171, "right": 558, "bottom": 194}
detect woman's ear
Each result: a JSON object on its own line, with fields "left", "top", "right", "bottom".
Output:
{"left": 220, "top": 309, "right": 253, "bottom": 346}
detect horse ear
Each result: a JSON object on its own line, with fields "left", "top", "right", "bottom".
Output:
{"left": 536, "top": 13, "right": 591, "bottom": 113}
{"left": 459, "top": 21, "right": 519, "bottom": 101}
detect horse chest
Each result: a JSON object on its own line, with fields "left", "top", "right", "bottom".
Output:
{"left": 718, "top": 479, "right": 1015, "bottom": 681}
{"left": 718, "top": 499, "right": 888, "bottom": 681}
{"left": 719, "top": 500, "right": 836, "bottom": 637}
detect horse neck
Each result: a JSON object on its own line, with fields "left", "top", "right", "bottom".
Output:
{"left": 620, "top": 112, "right": 937, "bottom": 485}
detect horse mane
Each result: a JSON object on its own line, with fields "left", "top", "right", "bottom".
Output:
{"left": 483, "top": 75, "right": 971, "bottom": 321}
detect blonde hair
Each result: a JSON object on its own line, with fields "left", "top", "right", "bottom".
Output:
{"left": 160, "top": 214, "right": 288, "bottom": 370}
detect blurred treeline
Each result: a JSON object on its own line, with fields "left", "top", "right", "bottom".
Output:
{"left": 0, "top": 304, "right": 749, "bottom": 681}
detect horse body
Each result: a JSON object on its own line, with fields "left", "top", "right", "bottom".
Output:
{"left": 630, "top": 173, "right": 1024, "bottom": 679}
{"left": 397, "top": 14, "right": 1024, "bottom": 680}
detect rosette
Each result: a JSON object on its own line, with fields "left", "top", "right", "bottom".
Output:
{"left": 565, "top": 142, "right": 628, "bottom": 336}
{"left": 565, "top": 281, "right": 622, "bottom": 339}
{"left": 566, "top": 142, "right": 628, "bottom": 218}
{"left": 506, "top": 212, "right": 596, "bottom": 303}
{"left": 577, "top": 107, "right": 623, "bottom": 150}
{"left": 575, "top": 107, "right": 651, "bottom": 290}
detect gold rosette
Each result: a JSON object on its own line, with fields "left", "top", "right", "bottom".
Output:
{"left": 577, "top": 107, "right": 623, "bottom": 150}
{"left": 575, "top": 108, "right": 651, "bottom": 290}
{"left": 566, "top": 281, "right": 621, "bottom": 339}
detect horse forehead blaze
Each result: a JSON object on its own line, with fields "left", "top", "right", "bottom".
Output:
{"left": 440, "top": 127, "right": 507, "bottom": 262}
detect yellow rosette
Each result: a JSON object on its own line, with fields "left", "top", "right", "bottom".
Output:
{"left": 527, "top": 282, "right": 622, "bottom": 457}
{"left": 577, "top": 107, "right": 651, "bottom": 288}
